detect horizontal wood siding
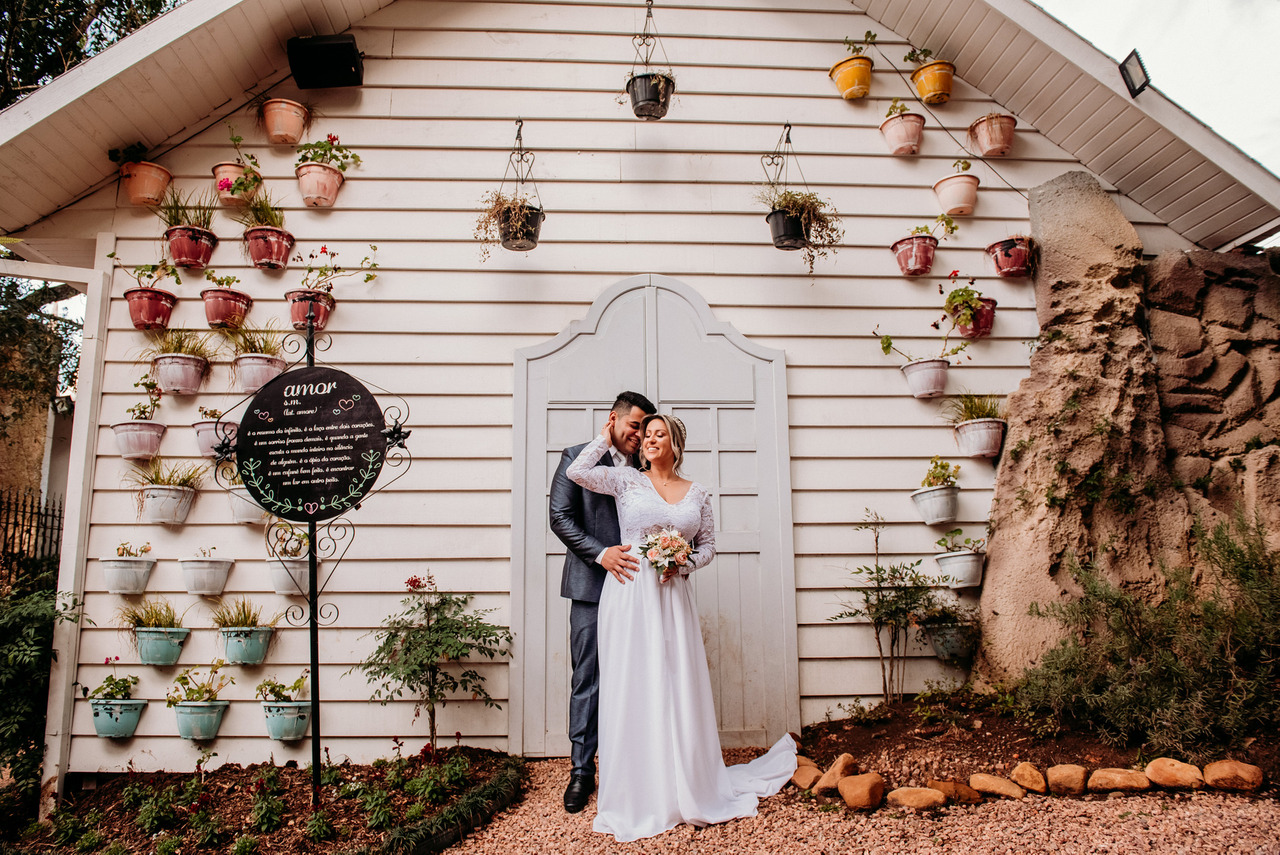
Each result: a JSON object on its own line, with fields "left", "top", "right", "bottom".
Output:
{"left": 62, "top": 0, "right": 1183, "bottom": 771}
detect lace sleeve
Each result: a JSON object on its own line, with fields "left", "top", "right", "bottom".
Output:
{"left": 685, "top": 488, "right": 717, "bottom": 573}
{"left": 566, "top": 435, "right": 625, "bottom": 497}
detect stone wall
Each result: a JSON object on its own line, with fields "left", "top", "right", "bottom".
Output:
{"left": 978, "top": 171, "right": 1280, "bottom": 683}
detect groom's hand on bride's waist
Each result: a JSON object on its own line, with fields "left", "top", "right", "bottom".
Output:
{"left": 601, "top": 544, "right": 638, "bottom": 584}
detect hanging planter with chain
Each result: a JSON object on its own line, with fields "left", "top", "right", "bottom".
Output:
{"left": 755, "top": 124, "right": 844, "bottom": 274}
{"left": 624, "top": 1, "right": 676, "bottom": 120}
{"left": 474, "top": 119, "right": 547, "bottom": 260}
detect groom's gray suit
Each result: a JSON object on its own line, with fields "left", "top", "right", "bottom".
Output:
{"left": 549, "top": 441, "right": 620, "bottom": 779}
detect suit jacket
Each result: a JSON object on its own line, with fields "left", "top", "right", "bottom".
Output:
{"left": 550, "top": 440, "right": 621, "bottom": 603}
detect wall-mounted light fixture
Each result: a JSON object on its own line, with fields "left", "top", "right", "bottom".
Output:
{"left": 287, "top": 34, "right": 363, "bottom": 89}
{"left": 1119, "top": 49, "right": 1149, "bottom": 98}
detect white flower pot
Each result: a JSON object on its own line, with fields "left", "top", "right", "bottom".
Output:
{"left": 900, "top": 358, "right": 949, "bottom": 399}
{"left": 234, "top": 353, "right": 286, "bottom": 393}
{"left": 101, "top": 557, "right": 156, "bottom": 595}
{"left": 179, "top": 557, "right": 233, "bottom": 595}
{"left": 954, "top": 418, "right": 1007, "bottom": 458}
{"left": 934, "top": 551, "right": 984, "bottom": 588}
{"left": 193, "top": 420, "right": 237, "bottom": 458}
{"left": 110, "top": 421, "right": 166, "bottom": 460}
{"left": 139, "top": 485, "right": 196, "bottom": 524}
{"left": 910, "top": 485, "right": 959, "bottom": 525}
{"left": 228, "top": 485, "right": 268, "bottom": 525}
{"left": 151, "top": 354, "right": 209, "bottom": 395}
{"left": 270, "top": 557, "right": 316, "bottom": 596}
{"left": 932, "top": 173, "right": 981, "bottom": 216}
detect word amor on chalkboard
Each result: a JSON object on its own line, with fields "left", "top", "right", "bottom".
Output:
{"left": 236, "top": 366, "right": 386, "bottom": 522}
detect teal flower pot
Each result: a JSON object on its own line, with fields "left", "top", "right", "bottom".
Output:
{"left": 262, "top": 701, "right": 311, "bottom": 741}
{"left": 173, "top": 700, "right": 229, "bottom": 740}
{"left": 135, "top": 627, "right": 190, "bottom": 666}
{"left": 90, "top": 699, "right": 148, "bottom": 738}
{"left": 221, "top": 626, "right": 273, "bottom": 665}
{"left": 927, "top": 623, "right": 979, "bottom": 665}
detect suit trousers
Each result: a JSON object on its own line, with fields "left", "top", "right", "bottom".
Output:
{"left": 568, "top": 598, "right": 600, "bottom": 777}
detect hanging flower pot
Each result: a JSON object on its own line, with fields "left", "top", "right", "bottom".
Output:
{"left": 110, "top": 421, "right": 166, "bottom": 460}
{"left": 934, "top": 550, "right": 984, "bottom": 588}
{"left": 228, "top": 485, "right": 268, "bottom": 525}
{"left": 263, "top": 701, "right": 311, "bottom": 741}
{"left": 956, "top": 297, "right": 997, "bottom": 339}
{"left": 193, "top": 419, "right": 236, "bottom": 458}
{"left": 179, "top": 555, "right": 234, "bottom": 596}
{"left": 927, "top": 622, "right": 979, "bottom": 663}
{"left": 173, "top": 701, "right": 230, "bottom": 740}
{"left": 933, "top": 172, "right": 981, "bottom": 216}
{"left": 211, "top": 162, "right": 257, "bottom": 206}
{"left": 118, "top": 161, "right": 173, "bottom": 206}
{"left": 151, "top": 354, "right": 209, "bottom": 395}
{"left": 829, "top": 54, "right": 874, "bottom": 98}
{"left": 285, "top": 289, "right": 336, "bottom": 331}
{"left": 766, "top": 210, "right": 808, "bottom": 250}
{"left": 500, "top": 204, "right": 545, "bottom": 251}
{"left": 134, "top": 627, "right": 190, "bottom": 665}
{"left": 163, "top": 226, "right": 218, "bottom": 269}
{"left": 911, "top": 485, "right": 959, "bottom": 525}
{"left": 101, "top": 556, "right": 156, "bottom": 595}
{"left": 89, "top": 699, "right": 148, "bottom": 738}
{"left": 985, "top": 237, "right": 1034, "bottom": 278}
{"left": 953, "top": 418, "right": 1007, "bottom": 458}
{"left": 477, "top": 121, "right": 547, "bottom": 260}
{"left": 626, "top": 72, "right": 676, "bottom": 120}
{"left": 124, "top": 287, "right": 178, "bottom": 331}
{"left": 295, "top": 162, "right": 345, "bottom": 207}
{"left": 244, "top": 226, "right": 296, "bottom": 270}
{"left": 890, "top": 235, "right": 938, "bottom": 277}
{"left": 234, "top": 354, "right": 286, "bottom": 393}
{"left": 270, "top": 558, "right": 316, "bottom": 596}
{"left": 968, "top": 113, "right": 1017, "bottom": 157}
{"left": 910, "top": 59, "right": 956, "bottom": 104}
{"left": 221, "top": 627, "right": 274, "bottom": 665}
{"left": 201, "top": 287, "right": 253, "bottom": 329}
{"left": 879, "top": 112, "right": 925, "bottom": 155}
{"left": 139, "top": 485, "right": 197, "bottom": 525}
{"left": 899, "top": 357, "right": 949, "bottom": 399}
{"left": 260, "top": 98, "right": 310, "bottom": 145}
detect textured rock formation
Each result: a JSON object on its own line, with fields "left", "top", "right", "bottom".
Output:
{"left": 1046, "top": 764, "right": 1087, "bottom": 796}
{"left": 886, "top": 786, "right": 947, "bottom": 809}
{"left": 969, "top": 773, "right": 1025, "bottom": 799}
{"left": 1010, "top": 761, "right": 1047, "bottom": 794}
{"left": 1203, "top": 760, "right": 1264, "bottom": 791}
{"left": 838, "top": 772, "right": 885, "bottom": 808}
{"left": 1087, "top": 768, "right": 1150, "bottom": 792}
{"left": 1144, "top": 757, "right": 1204, "bottom": 789}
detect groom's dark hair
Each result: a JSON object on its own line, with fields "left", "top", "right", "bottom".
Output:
{"left": 612, "top": 391, "right": 656, "bottom": 416}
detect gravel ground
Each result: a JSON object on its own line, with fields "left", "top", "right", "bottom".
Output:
{"left": 456, "top": 756, "right": 1280, "bottom": 854}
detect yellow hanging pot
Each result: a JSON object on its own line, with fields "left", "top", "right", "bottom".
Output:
{"left": 828, "top": 55, "right": 874, "bottom": 99}
{"left": 911, "top": 60, "right": 956, "bottom": 104}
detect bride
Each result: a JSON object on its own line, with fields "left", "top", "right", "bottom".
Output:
{"left": 567, "top": 412, "right": 796, "bottom": 842}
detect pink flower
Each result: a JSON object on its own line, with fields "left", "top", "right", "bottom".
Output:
{"left": 674, "top": 552, "right": 688, "bottom": 566}
{"left": 646, "top": 548, "right": 661, "bottom": 562}
{"left": 320, "top": 245, "right": 328, "bottom": 254}
{"left": 406, "top": 575, "right": 425, "bottom": 591}
{"left": 218, "top": 178, "right": 232, "bottom": 191}
{"left": 659, "top": 535, "right": 672, "bottom": 549}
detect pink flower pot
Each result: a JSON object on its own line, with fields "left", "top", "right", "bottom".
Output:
{"left": 124, "top": 287, "right": 177, "bottom": 331}
{"left": 118, "top": 161, "right": 172, "bottom": 206}
{"left": 968, "top": 114, "right": 1017, "bottom": 157}
{"left": 956, "top": 297, "right": 997, "bottom": 339}
{"left": 986, "top": 237, "right": 1034, "bottom": 278}
{"left": 933, "top": 173, "right": 981, "bottom": 216}
{"left": 295, "top": 162, "right": 344, "bottom": 208}
{"left": 201, "top": 288, "right": 253, "bottom": 329}
{"left": 879, "top": 113, "right": 925, "bottom": 155}
{"left": 244, "top": 227, "right": 295, "bottom": 270}
{"left": 110, "top": 421, "right": 166, "bottom": 460}
{"left": 261, "top": 99, "right": 308, "bottom": 145}
{"left": 890, "top": 235, "right": 938, "bottom": 277}
{"left": 285, "top": 289, "right": 336, "bottom": 331}
{"left": 164, "top": 226, "right": 218, "bottom": 269}
{"left": 211, "top": 162, "right": 257, "bottom": 206}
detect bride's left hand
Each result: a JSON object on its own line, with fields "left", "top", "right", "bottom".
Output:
{"left": 659, "top": 567, "right": 679, "bottom": 583}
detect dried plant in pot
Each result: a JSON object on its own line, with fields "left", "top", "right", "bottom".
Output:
{"left": 112, "top": 254, "right": 181, "bottom": 331}
{"left": 110, "top": 374, "right": 165, "bottom": 460}
{"left": 475, "top": 191, "right": 546, "bottom": 259}
{"left": 212, "top": 124, "right": 264, "bottom": 206}
{"left": 284, "top": 244, "right": 378, "bottom": 331}
{"left": 944, "top": 392, "right": 1007, "bottom": 458}
{"left": 294, "top": 133, "right": 362, "bottom": 207}
{"left": 757, "top": 186, "right": 843, "bottom": 274}
{"left": 200, "top": 268, "right": 253, "bottom": 329}
{"left": 225, "top": 320, "right": 286, "bottom": 392}
{"left": 880, "top": 98, "right": 925, "bottom": 155}
{"left": 905, "top": 46, "right": 955, "bottom": 104}
{"left": 152, "top": 187, "right": 219, "bottom": 269}
{"left": 211, "top": 596, "right": 281, "bottom": 665}
{"left": 911, "top": 456, "right": 961, "bottom": 525}
{"left": 622, "top": 1, "right": 678, "bottom": 119}
{"left": 126, "top": 457, "right": 207, "bottom": 525}
{"left": 253, "top": 93, "right": 314, "bottom": 145}
{"left": 142, "top": 328, "right": 218, "bottom": 395}
{"left": 109, "top": 142, "right": 171, "bottom": 206}
{"left": 117, "top": 597, "right": 189, "bottom": 665}
{"left": 101, "top": 540, "right": 155, "bottom": 595}
{"left": 232, "top": 193, "right": 295, "bottom": 270}
{"left": 890, "top": 214, "right": 957, "bottom": 277}
{"left": 829, "top": 30, "right": 877, "bottom": 99}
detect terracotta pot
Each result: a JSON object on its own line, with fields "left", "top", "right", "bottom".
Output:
{"left": 123, "top": 287, "right": 177, "bottom": 331}
{"left": 953, "top": 418, "right": 1007, "bottom": 458}
{"left": 766, "top": 210, "right": 808, "bottom": 250}
{"left": 626, "top": 72, "right": 676, "bottom": 120}
{"left": 985, "top": 237, "right": 1033, "bottom": 278}
{"left": 295, "top": 162, "right": 344, "bottom": 208}
{"left": 968, "top": 114, "right": 1017, "bottom": 157}
{"left": 118, "top": 161, "right": 172, "bottom": 206}
{"left": 193, "top": 419, "right": 237, "bottom": 458}
{"left": 151, "top": 354, "right": 208, "bottom": 395}
{"left": 164, "top": 226, "right": 218, "bottom": 269}
{"left": 900, "top": 358, "right": 948, "bottom": 399}
{"left": 500, "top": 205, "right": 546, "bottom": 251}
{"left": 244, "top": 226, "right": 295, "bottom": 270}
{"left": 234, "top": 353, "right": 286, "bottom": 392}
{"left": 828, "top": 55, "right": 873, "bottom": 99}
{"left": 285, "top": 289, "right": 336, "bottom": 331}
{"left": 261, "top": 98, "right": 309, "bottom": 145}
{"left": 110, "top": 420, "right": 166, "bottom": 460}
{"left": 211, "top": 162, "right": 257, "bottom": 206}
{"left": 956, "top": 297, "right": 997, "bottom": 339}
{"left": 201, "top": 287, "right": 253, "bottom": 329}
{"left": 933, "top": 173, "right": 980, "bottom": 216}
{"left": 911, "top": 60, "right": 956, "bottom": 104}
{"left": 889, "top": 234, "right": 938, "bottom": 277}
{"left": 879, "top": 113, "right": 925, "bottom": 155}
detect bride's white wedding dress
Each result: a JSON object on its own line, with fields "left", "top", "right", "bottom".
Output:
{"left": 568, "top": 436, "right": 797, "bottom": 842}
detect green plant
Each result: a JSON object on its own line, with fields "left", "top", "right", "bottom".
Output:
{"left": 355, "top": 572, "right": 514, "bottom": 750}
{"left": 943, "top": 275, "right": 985, "bottom": 327}
{"left": 885, "top": 97, "right": 909, "bottom": 118}
{"left": 135, "top": 786, "right": 179, "bottom": 834}
{"left": 189, "top": 808, "right": 225, "bottom": 847}
{"left": 230, "top": 834, "right": 258, "bottom": 855}
{"left": 81, "top": 658, "right": 138, "bottom": 700}
{"left": 952, "top": 158, "right": 971, "bottom": 173}
{"left": 124, "top": 373, "right": 161, "bottom": 420}
{"left": 224, "top": 320, "right": 284, "bottom": 357}
{"left": 256, "top": 669, "right": 308, "bottom": 702}
{"left": 115, "top": 540, "right": 151, "bottom": 557}
{"left": 305, "top": 809, "right": 335, "bottom": 842}
{"left": 827, "top": 511, "right": 941, "bottom": 703}
{"left": 165, "top": 659, "right": 233, "bottom": 706}
{"left": 943, "top": 391, "right": 1005, "bottom": 423}
{"left": 404, "top": 801, "right": 426, "bottom": 822}
{"left": 474, "top": 191, "right": 542, "bottom": 262}
{"left": 754, "top": 186, "right": 844, "bottom": 274}
{"left": 197, "top": 406, "right": 223, "bottom": 419}
{"left": 360, "top": 786, "right": 394, "bottom": 830}
{"left": 222, "top": 124, "right": 263, "bottom": 199}
{"left": 293, "top": 244, "right": 378, "bottom": 292}
{"left": 210, "top": 596, "right": 278, "bottom": 628}
{"left": 109, "top": 253, "right": 182, "bottom": 289}
{"left": 203, "top": 268, "right": 241, "bottom": 290}
{"left": 921, "top": 455, "right": 960, "bottom": 488}
{"left": 843, "top": 30, "right": 877, "bottom": 55}
{"left": 116, "top": 597, "right": 182, "bottom": 630}
{"left": 904, "top": 46, "right": 934, "bottom": 64}
{"left": 873, "top": 314, "right": 968, "bottom": 363}
{"left": 153, "top": 836, "right": 181, "bottom": 855}
{"left": 125, "top": 458, "right": 207, "bottom": 517}
{"left": 142, "top": 327, "right": 219, "bottom": 363}
{"left": 935, "top": 528, "right": 986, "bottom": 553}
{"left": 1019, "top": 509, "right": 1280, "bottom": 761}
{"left": 108, "top": 142, "right": 149, "bottom": 165}
{"left": 249, "top": 784, "right": 285, "bottom": 833}
{"left": 910, "top": 213, "right": 958, "bottom": 240}
{"left": 295, "top": 133, "right": 362, "bottom": 171}
{"left": 231, "top": 192, "right": 286, "bottom": 229}
{"left": 150, "top": 186, "right": 217, "bottom": 229}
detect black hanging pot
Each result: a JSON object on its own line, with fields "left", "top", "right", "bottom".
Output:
{"left": 500, "top": 205, "right": 546, "bottom": 251}
{"left": 626, "top": 72, "right": 675, "bottom": 120}
{"left": 766, "top": 210, "right": 809, "bottom": 250}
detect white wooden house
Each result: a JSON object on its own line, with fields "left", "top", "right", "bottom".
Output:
{"left": 2, "top": 0, "right": 1278, "bottom": 792}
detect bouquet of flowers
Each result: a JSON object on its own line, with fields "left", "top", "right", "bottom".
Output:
{"left": 642, "top": 528, "right": 695, "bottom": 578}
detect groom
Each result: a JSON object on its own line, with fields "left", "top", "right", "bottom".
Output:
{"left": 549, "top": 390, "right": 656, "bottom": 813}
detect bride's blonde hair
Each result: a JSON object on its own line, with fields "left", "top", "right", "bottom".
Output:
{"left": 639, "top": 414, "right": 686, "bottom": 475}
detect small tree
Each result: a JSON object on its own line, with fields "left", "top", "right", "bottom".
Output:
{"left": 356, "top": 572, "right": 513, "bottom": 750}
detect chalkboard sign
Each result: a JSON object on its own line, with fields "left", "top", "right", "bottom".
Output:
{"left": 236, "top": 366, "right": 386, "bottom": 522}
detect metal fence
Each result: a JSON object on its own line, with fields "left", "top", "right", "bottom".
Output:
{"left": 0, "top": 488, "right": 63, "bottom": 592}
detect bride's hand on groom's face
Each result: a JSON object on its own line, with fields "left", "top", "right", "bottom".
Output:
{"left": 600, "top": 419, "right": 614, "bottom": 445}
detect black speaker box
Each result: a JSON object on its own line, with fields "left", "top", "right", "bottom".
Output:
{"left": 287, "top": 35, "right": 363, "bottom": 89}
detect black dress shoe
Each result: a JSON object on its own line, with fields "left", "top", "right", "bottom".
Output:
{"left": 563, "top": 774, "right": 595, "bottom": 813}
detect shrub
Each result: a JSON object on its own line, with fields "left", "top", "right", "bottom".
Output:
{"left": 1017, "top": 509, "right": 1280, "bottom": 762}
